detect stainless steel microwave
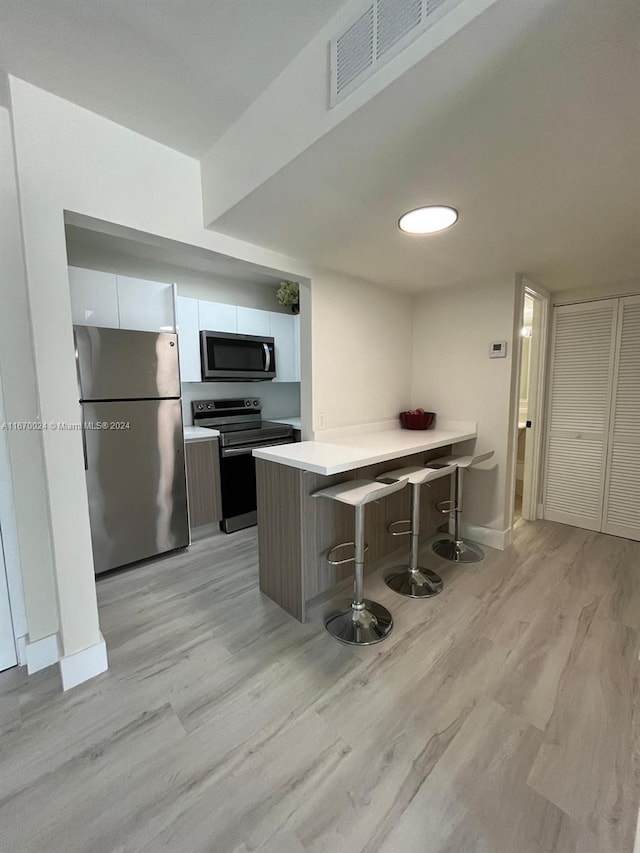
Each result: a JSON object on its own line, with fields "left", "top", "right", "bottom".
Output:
{"left": 200, "top": 330, "right": 276, "bottom": 381}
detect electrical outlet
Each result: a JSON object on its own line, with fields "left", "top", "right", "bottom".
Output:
{"left": 317, "top": 413, "right": 326, "bottom": 430}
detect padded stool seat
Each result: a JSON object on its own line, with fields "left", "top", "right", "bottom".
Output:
{"left": 431, "top": 450, "right": 495, "bottom": 563}
{"left": 313, "top": 476, "right": 406, "bottom": 645}
{"left": 376, "top": 461, "right": 457, "bottom": 598}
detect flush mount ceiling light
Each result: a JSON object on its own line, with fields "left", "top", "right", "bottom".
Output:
{"left": 398, "top": 205, "right": 459, "bottom": 234}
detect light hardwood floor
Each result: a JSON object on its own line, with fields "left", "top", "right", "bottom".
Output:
{"left": 1, "top": 517, "right": 639, "bottom": 853}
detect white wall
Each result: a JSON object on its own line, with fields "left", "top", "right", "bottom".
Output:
{"left": 310, "top": 269, "right": 413, "bottom": 433}
{"left": 0, "top": 104, "right": 58, "bottom": 653}
{"left": 551, "top": 279, "right": 640, "bottom": 305}
{"left": 8, "top": 75, "right": 308, "bottom": 680}
{"left": 412, "top": 279, "right": 518, "bottom": 537}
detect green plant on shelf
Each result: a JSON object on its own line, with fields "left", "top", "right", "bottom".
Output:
{"left": 276, "top": 280, "right": 300, "bottom": 313}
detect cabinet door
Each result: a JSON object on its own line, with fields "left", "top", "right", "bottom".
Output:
{"left": 543, "top": 300, "right": 618, "bottom": 531}
{"left": 198, "top": 300, "right": 237, "bottom": 333}
{"left": 269, "top": 312, "right": 296, "bottom": 382}
{"left": 176, "top": 297, "right": 201, "bottom": 383}
{"left": 117, "top": 276, "right": 175, "bottom": 332}
{"left": 293, "top": 314, "right": 301, "bottom": 381}
{"left": 237, "top": 306, "right": 271, "bottom": 336}
{"left": 68, "top": 266, "right": 119, "bottom": 328}
{"left": 185, "top": 439, "right": 222, "bottom": 528}
{"left": 602, "top": 295, "right": 640, "bottom": 541}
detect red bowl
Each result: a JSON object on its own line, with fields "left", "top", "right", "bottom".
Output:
{"left": 399, "top": 411, "right": 436, "bottom": 430}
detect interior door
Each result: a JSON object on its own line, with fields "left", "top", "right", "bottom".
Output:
{"left": 0, "top": 527, "right": 17, "bottom": 671}
{"left": 602, "top": 295, "right": 640, "bottom": 541}
{"left": 543, "top": 300, "right": 618, "bottom": 531}
{"left": 521, "top": 292, "right": 546, "bottom": 520}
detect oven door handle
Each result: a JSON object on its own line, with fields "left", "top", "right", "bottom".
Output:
{"left": 221, "top": 438, "right": 292, "bottom": 458}
{"left": 263, "top": 342, "right": 271, "bottom": 373}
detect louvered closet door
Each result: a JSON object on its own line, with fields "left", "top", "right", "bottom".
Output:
{"left": 543, "top": 300, "right": 618, "bottom": 531}
{"left": 602, "top": 295, "right": 640, "bottom": 541}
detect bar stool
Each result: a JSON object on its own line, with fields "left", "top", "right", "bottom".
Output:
{"left": 376, "top": 462, "right": 457, "bottom": 597}
{"left": 431, "top": 450, "right": 495, "bottom": 563}
{"left": 312, "top": 477, "right": 407, "bottom": 645}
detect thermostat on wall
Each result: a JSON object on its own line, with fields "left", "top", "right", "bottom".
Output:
{"left": 489, "top": 341, "right": 507, "bottom": 358}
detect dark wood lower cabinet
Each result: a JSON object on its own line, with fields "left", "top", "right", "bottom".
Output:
{"left": 256, "top": 446, "right": 452, "bottom": 622}
{"left": 185, "top": 439, "right": 222, "bottom": 530}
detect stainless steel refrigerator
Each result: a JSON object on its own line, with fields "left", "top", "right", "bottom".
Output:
{"left": 74, "top": 326, "right": 189, "bottom": 574}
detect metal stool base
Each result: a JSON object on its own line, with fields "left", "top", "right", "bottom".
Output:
{"left": 385, "top": 566, "right": 443, "bottom": 598}
{"left": 325, "top": 600, "right": 393, "bottom": 645}
{"left": 432, "top": 538, "right": 485, "bottom": 563}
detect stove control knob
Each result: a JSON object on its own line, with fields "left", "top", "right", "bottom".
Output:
{"left": 196, "top": 404, "right": 204, "bottom": 410}
{"left": 245, "top": 400, "right": 251, "bottom": 407}
{"left": 252, "top": 400, "right": 259, "bottom": 407}
{"left": 206, "top": 403, "right": 213, "bottom": 410}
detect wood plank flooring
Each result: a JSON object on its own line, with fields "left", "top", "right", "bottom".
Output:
{"left": 1, "top": 517, "right": 639, "bottom": 852}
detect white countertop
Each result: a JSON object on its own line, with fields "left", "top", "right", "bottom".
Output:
{"left": 252, "top": 421, "right": 476, "bottom": 475}
{"left": 270, "top": 416, "right": 302, "bottom": 430}
{"left": 184, "top": 426, "right": 220, "bottom": 442}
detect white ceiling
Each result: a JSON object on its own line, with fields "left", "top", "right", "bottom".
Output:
{"left": 0, "top": 0, "right": 344, "bottom": 156}
{"left": 3, "top": 0, "right": 638, "bottom": 293}
{"left": 212, "top": 0, "right": 640, "bottom": 292}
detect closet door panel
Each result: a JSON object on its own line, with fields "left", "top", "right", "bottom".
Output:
{"left": 603, "top": 296, "right": 640, "bottom": 540}
{"left": 543, "top": 300, "right": 617, "bottom": 530}
{"left": 544, "top": 435, "right": 606, "bottom": 531}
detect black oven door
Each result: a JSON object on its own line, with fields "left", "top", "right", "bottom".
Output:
{"left": 201, "top": 331, "right": 276, "bottom": 381}
{"left": 219, "top": 439, "right": 293, "bottom": 533}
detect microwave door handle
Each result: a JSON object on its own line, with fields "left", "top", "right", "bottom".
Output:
{"left": 263, "top": 342, "right": 271, "bottom": 373}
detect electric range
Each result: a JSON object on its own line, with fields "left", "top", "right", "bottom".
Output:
{"left": 192, "top": 398, "right": 294, "bottom": 533}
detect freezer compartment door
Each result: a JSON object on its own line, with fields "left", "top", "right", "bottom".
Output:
{"left": 75, "top": 326, "right": 180, "bottom": 400}
{"left": 83, "top": 399, "right": 189, "bottom": 573}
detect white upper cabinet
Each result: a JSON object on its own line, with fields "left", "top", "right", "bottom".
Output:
{"left": 293, "top": 314, "right": 301, "bottom": 382}
{"left": 176, "top": 296, "right": 201, "bottom": 383}
{"left": 117, "top": 275, "right": 175, "bottom": 333}
{"left": 68, "top": 266, "right": 119, "bottom": 329}
{"left": 237, "top": 306, "right": 271, "bottom": 337}
{"left": 198, "top": 300, "right": 237, "bottom": 333}
{"left": 69, "top": 267, "right": 176, "bottom": 333}
{"left": 269, "top": 312, "right": 298, "bottom": 383}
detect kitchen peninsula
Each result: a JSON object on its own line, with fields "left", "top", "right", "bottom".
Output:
{"left": 253, "top": 420, "right": 477, "bottom": 621}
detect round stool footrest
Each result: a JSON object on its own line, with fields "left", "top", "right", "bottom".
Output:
{"left": 387, "top": 519, "right": 411, "bottom": 537}
{"left": 435, "top": 499, "right": 457, "bottom": 514}
{"left": 326, "top": 541, "right": 370, "bottom": 566}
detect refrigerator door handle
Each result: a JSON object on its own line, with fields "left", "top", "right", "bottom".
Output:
{"left": 81, "top": 423, "right": 88, "bottom": 470}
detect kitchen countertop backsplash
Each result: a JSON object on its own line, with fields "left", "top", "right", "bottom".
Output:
{"left": 181, "top": 382, "right": 300, "bottom": 426}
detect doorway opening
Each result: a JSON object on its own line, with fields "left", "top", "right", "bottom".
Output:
{"left": 513, "top": 282, "right": 549, "bottom": 524}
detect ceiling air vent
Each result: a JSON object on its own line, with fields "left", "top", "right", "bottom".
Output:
{"left": 377, "top": 0, "right": 422, "bottom": 59}
{"left": 334, "top": 5, "right": 375, "bottom": 96}
{"left": 330, "top": 0, "right": 463, "bottom": 106}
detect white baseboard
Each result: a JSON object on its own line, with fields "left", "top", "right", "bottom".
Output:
{"left": 461, "top": 522, "right": 510, "bottom": 551}
{"left": 25, "top": 633, "right": 60, "bottom": 674}
{"left": 59, "top": 634, "right": 108, "bottom": 691}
